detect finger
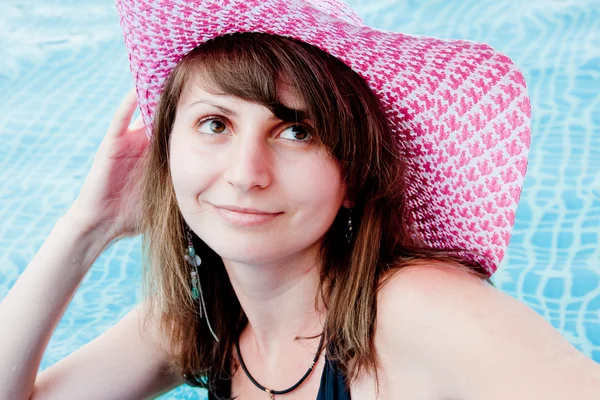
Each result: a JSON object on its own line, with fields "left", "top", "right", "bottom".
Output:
{"left": 130, "top": 115, "right": 145, "bottom": 130}
{"left": 107, "top": 88, "right": 138, "bottom": 138}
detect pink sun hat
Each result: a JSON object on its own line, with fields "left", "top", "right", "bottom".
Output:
{"left": 116, "top": 0, "right": 531, "bottom": 275}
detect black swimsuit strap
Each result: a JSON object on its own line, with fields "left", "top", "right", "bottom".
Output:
{"left": 316, "top": 352, "right": 351, "bottom": 400}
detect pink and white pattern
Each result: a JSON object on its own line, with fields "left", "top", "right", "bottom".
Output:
{"left": 116, "top": 0, "right": 531, "bottom": 275}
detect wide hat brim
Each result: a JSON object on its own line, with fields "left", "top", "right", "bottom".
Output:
{"left": 116, "top": 0, "right": 531, "bottom": 275}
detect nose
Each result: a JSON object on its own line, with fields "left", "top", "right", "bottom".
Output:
{"left": 223, "top": 133, "right": 272, "bottom": 192}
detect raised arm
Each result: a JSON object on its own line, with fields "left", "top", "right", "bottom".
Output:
{"left": 0, "top": 90, "right": 184, "bottom": 399}
{"left": 0, "top": 214, "right": 183, "bottom": 399}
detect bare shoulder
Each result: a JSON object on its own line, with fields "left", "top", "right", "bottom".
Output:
{"left": 374, "top": 261, "right": 600, "bottom": 400}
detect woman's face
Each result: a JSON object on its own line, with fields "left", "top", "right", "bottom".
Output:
{"left": 169, "top": 78, "right": 350, "bottom": 265}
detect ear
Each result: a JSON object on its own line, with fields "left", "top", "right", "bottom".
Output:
{"left": 341, "top": 183, "right": 355, "bottom": 209}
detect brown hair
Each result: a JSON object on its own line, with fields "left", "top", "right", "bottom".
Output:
{"left": 137, "top": 32, "right": 494, "bottom": 396}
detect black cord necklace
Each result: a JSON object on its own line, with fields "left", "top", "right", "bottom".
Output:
{"left": 235, "top": 333, "right": 325, "bottom": 399}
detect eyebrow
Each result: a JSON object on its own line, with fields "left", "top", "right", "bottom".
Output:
{"left": 186, "top": 99, "right": 309, "bottom": 123}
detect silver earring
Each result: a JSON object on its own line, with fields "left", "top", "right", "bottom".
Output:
{"left": 184, "top": 225, "right": 219, "bottom": 342}
{"left": 345, "top": 208, "right": 353, "bottom": 244}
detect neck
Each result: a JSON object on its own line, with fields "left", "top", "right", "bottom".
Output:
{"left": 222, "top": 240, "right": 326, "bottom": 354}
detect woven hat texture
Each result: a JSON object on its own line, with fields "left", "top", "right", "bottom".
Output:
{"left": 116, "top": 0, "right": 531, "bottom": 274}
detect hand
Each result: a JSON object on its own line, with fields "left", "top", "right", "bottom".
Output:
{"left": 67, "top": 89, "right": 150, "bottom": 241}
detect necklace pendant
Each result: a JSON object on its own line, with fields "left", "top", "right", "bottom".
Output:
{"left": 265, "top": 389, "right": 275, "bottom": 399}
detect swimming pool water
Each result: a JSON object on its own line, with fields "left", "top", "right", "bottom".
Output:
{"left": 0, "top": 0, "right": 598, "bottom": 398}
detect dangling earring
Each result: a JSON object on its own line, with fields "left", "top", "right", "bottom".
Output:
{"left": 345, "top": 208, "right": 353, "bottom": 244}
{"left": 184, "top": 225, "right": 219, "bottom": 342}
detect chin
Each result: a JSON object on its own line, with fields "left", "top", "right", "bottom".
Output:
{"left": 202, "top": 236, "right": 281, "bottom": 263}
{"left": 209, "top": 235, "right": 321, "bottom": 267}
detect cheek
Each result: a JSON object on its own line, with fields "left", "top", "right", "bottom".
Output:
{"left": 291, "top": 158, "right": 345, "bottom": 215}
{"left": 169, "top": 137, "right": 214, "bottom": 210}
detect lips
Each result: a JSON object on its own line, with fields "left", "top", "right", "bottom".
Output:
{"left": 213, "top": 204, "right": 279, "bottom": 215}
{"left": 212, "top": 205, "right": 282, "bottom": 227}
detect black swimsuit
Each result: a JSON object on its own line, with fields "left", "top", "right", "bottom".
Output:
{"left": 315, "top": 356, "right": 352, "bottom": 400}
{"left": 206, "top": 354, "right": 352, "bottom": 400}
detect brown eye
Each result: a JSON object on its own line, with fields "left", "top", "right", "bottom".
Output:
{"left": 280, "top": 124, "right": 313, "bottom": 143}
{"left": 209, "top": 120, "right": 226, "bottom": 133}
{"left": 197, "top": 118, "right": 228, "bottom": 135}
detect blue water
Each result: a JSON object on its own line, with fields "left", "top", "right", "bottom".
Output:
{"left": 0, "top": 0, "right": 598, "bottom": 398}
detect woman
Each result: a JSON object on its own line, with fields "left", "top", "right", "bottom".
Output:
{"left": 1, "top": 0, "right": 599, "bottom": 399}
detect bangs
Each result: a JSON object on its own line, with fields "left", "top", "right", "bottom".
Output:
{"left": 176, "top": 32, "right": 350, "bottom": 148}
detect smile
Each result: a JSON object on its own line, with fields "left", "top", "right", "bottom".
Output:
{"left": 212, "top": 206, "right": 283, "bottom": 227}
